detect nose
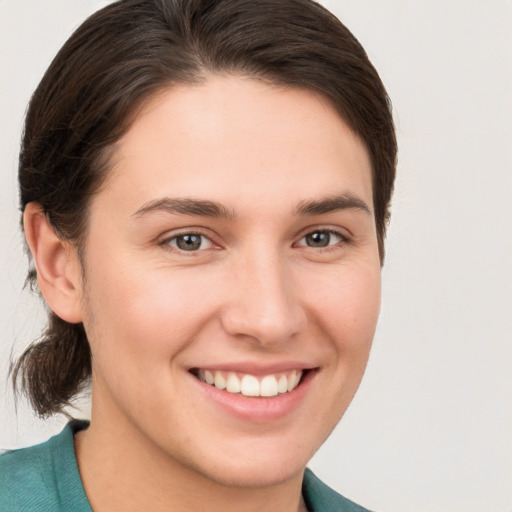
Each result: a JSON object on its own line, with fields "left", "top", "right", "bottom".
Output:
{"left": 220, "top": 250, "right": 306, "bottom": 347}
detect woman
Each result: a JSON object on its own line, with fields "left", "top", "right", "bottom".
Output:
{"left": 0, "top": 0, "right": 396, "bottom": 510}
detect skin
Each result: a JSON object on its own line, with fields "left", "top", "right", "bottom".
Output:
{"left": 25, "top": 75, "right": 381, "bottom": 511}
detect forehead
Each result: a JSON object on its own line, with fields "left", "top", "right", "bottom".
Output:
{"left": 99, "top": 75, "right": 373, "bottom": 215}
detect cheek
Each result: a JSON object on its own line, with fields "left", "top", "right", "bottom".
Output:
{"left": 81, "top": 264, "right": 219, "bottom": 419}
{"left": 304, "top": 262, "right": 381, "bottom": 355}
{"left": 83, "top": 258, "right": 218, "bottom": 359}
{"left": 297, "top": 263, "right": 381, "bottom": 443}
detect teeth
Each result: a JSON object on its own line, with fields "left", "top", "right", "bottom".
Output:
{"left": 197, "top": 369, "right": 303, "bottom": 397}
{"left": 287, "top": 370, "right": 299, "bottom": 392}
{"left": 260, "top": 375, "right": 278, "bottom": 397}
{"left": 204, "top": 370, "right": 215, "bottom": 385}
{"left": 277, "top": 375, "right": 288, "bottom": 394}
{"left": 226, "top": 372, "right": 241, "bottom": 393}
{"left": 214, "top": 372, "right": 226, "bottom": 390}
{"left": 241, "top": 375, "right": 260, "bottom": 396}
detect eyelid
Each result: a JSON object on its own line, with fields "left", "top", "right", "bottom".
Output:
{"left": 293, "top": 226, "right": 351, "bottom": 249}
{"left": 159, "top": 228, "right": 221, "bottom": 252}
{"left": 157, "top": 225, "right": 350, "bottom": 253}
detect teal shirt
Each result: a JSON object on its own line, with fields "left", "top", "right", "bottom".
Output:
{"left": 0, "top": 421, "right": 373, "bottom": 511}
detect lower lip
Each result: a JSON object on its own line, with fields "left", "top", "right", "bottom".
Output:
{"left": 190, "top": 370, "right": 316, "bottom": 423}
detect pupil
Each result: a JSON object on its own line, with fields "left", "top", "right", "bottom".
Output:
{"left": 177, "top": 234, "right": 201, "bottom": 251}
{"left": 306, "top": 231, "right": 329, "bottom": 247}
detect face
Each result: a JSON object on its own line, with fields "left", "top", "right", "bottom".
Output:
{"left": 78, "top": 75, "right": 380, "bottom": 487}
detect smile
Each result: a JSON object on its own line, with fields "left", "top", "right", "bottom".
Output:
{"left": 194, "top": 369, "right": 303, "bottom": 397}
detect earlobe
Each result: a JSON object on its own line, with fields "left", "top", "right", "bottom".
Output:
{"left": 23, "top": 203, "right": 84, "bottom": 324}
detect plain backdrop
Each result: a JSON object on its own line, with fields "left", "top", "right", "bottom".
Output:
{"left": 1, "top": 2, "right": 511, "bottom": 511}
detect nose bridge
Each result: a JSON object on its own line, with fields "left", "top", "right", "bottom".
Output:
{"left": 221, "top": 244, "right": 304, "bottom": 345}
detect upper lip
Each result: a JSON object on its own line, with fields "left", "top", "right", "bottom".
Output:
{"left": 188, "top": 361, "right": 318, "bottom": 376}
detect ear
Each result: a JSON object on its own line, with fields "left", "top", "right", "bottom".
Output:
{"left": 23, "top": 203, "right": 84, "bottom": 323}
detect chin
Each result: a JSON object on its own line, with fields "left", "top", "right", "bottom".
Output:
{"left": 198, "top": 455, "right": 307, "bottom": 489}
{"left": 178, "top": 432, "right": 322, "bottom": 489}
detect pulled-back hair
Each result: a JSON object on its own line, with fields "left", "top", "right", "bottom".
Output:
{"left": 13, "top": 0, "right": 397, "bottom": 417}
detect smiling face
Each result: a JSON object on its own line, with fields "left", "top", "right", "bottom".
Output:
{"left": 77, "top": 75, "right": 381, "bottom": 488}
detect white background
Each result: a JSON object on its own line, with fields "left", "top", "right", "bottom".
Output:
{"left": 1, "top": 2, "right": 511, "bottom": 511}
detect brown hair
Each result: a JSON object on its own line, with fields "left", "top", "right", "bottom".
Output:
{"left": 12, "top": 0, "right": 397, "bottom": 417}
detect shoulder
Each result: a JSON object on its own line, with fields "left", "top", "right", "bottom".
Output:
{"left": 0, "top": 434, "right": 62, "bottom": 511}
{"left": 303, "top": 468, "right": 376, "bottom": 512}
{"left": 0, "top": 420, "right": 91, "bottom": 512}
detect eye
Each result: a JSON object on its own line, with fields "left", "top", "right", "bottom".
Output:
{"left": 295, "top": 230, "right": 344, "bottom": 248}
{"left": 165, "top": 233, "right": 214, "bottom": 252}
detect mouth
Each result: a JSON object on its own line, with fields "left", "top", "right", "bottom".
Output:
{"left": 190, "top": 368, "right": 306, "bottom": 398}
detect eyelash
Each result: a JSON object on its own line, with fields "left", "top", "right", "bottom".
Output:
{"left": 294, "top": 229, "right": 349, "bottom": 250}
{"left": 161, "top": 231, "right": 216, "bottom": 253}
{"left": 160, "top": 228, "right": 350, "bottom": 254}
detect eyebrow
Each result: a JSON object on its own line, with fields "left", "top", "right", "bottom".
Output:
{"left": 132, "top": 197, "right": 235, "bottom": 219}
{"left": 295, "top": 194, "right": 371, "bottom": 216}
{"left": 132, "top": 193, "right": 371, "bottom": 220}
